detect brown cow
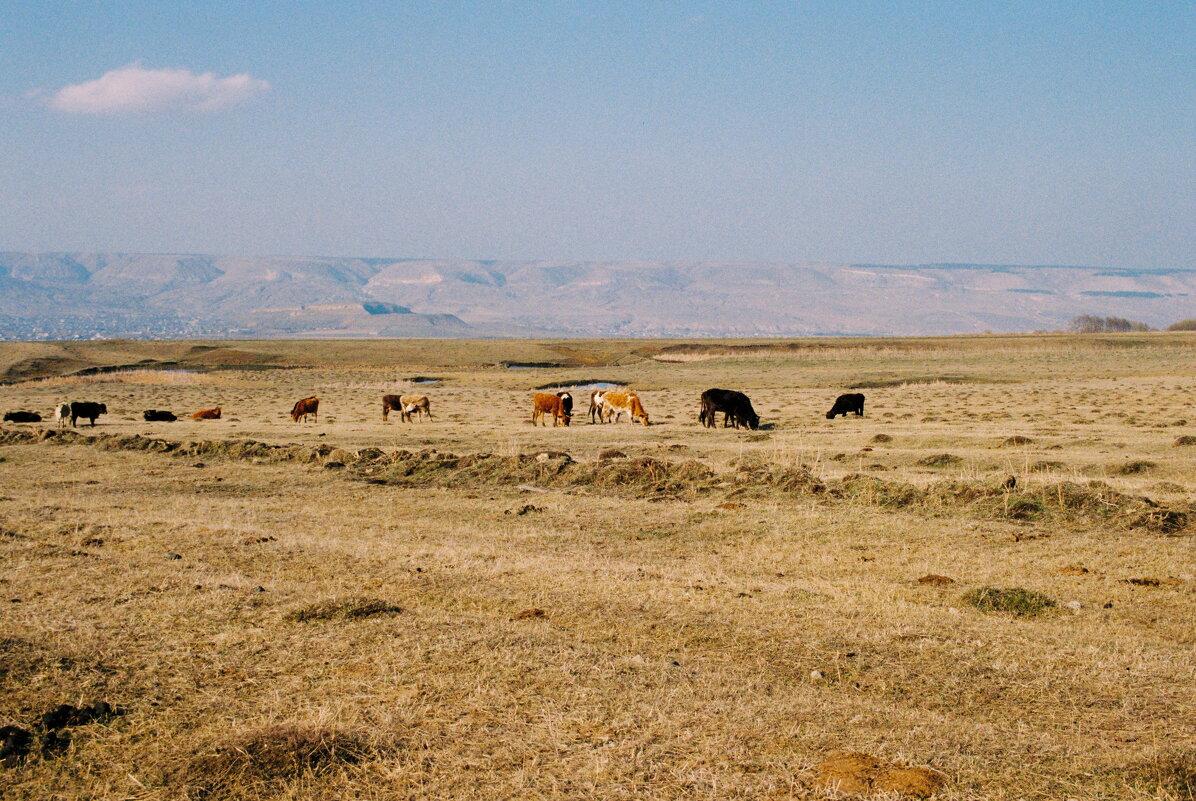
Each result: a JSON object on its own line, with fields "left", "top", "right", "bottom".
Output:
{"left": 532, "top": 392, "right": 572, "bottom": 427}
{"left": 290, "top": 396, "right": 319, "bottom": 423}
{"left": 382, "top": 394, "right": 432, "bottom": 423}
{"left": 600, "top": 391, "right": 649, "bottom": 425}
{"left": 191, "top": 407, "right": 221, "bottom": 420}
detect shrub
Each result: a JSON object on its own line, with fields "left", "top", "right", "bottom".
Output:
{"left": 1167, "top": 318, "right": 1196, "bottom": 332}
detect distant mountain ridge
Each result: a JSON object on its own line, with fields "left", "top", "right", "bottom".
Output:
{"left": 1, "top": 252, "right": 1193, "bottom": 339}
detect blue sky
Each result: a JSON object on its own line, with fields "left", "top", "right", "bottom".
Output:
{"left": 1, "top": 1, "right": 1192, "bottom": 266}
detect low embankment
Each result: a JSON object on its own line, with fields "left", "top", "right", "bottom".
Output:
{"left": 2, "top": 427, "right": 1187, "bottom": 534}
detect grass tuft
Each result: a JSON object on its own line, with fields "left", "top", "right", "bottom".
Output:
{"left": 1001, "top": 435, "right": 1034, "bottom": 446}
{"left": 1120, "top": 752, "right": 1196, "bottom": 800}
{"left": 180, "top": 725, "right": 381, "bottom": 800}
{"left": 963, "top": 586, "right": 1056, "bottom": 617}
{"left": 917, "top": 453, "right": 962, "bottom": 467}
{"left": 283, "top": 597, "right": 402, "bottom": 623}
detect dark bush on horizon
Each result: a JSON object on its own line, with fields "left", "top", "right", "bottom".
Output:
{"left": 1069, "top": 314, "right": 1153, "bottom": 333}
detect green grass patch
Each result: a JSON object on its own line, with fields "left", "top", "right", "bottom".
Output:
{"left": 963, "top": 587, "right": 1056, "bottom": 617}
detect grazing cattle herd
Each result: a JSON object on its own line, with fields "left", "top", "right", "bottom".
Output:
{"left": 3, "top": 387, "right": 869, "bottom": 433}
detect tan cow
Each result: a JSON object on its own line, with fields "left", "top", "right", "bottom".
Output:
{"left": 532, "top": 392, "right": 572, "bottom": 427}
{"left": 191, "top": 407, "right": 221, "bottom": 420}
{"left": 382, "top": 394, "right": 432, "bottom": 423}
{"left": 290, "top": 396, "right": 319, "bottom": 423}
{"left": 600, "top": 391, "right": 649, "bottom": 425}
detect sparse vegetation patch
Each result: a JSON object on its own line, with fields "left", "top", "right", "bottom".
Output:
{"left": 963, "top": 586, "right": 1057, "bottom": 617}
{"left": 180, "top": 726, "right": 382, "bottom": 800}
{"left": 1118, "top": 752, "right": 1196, "bottom": 800}
{"left": 284, "top": 597, "right": 402, "bottom": 623}
{"left": 917, "top": 453, "right": 962, "bottom": 467}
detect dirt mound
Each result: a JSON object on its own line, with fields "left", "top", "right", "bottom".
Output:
{"left": 1001, "top": 435, "right": 1035, "bottom": 446}
{"left": 834, "top": 474, "right": 925, "bottom": 507}
{"left": 813, "top": 750, "right": 946, "bottom": 798}
{"left": 730, "top": 456, "right": 826, "bottom": 494}
{"left": 375, "top": 449, "right": 718, "bottom": 496}
{"left": 918, "top": 453, "right": 962, "bottom": 467}
{"left": 8, "top": 427, "right": 1190, "bottom": 531}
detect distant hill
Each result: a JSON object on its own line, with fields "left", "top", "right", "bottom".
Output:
{"left": 1, "top": 252, "right": 1193, "bottom": 339}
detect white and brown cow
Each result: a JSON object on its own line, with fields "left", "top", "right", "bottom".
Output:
{"left": 382, "top": 394, "right": 432, "bottom": 423}
{"left": 600, "top": 391, "right": 649, "bottom": 425}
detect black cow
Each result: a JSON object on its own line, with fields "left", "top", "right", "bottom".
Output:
{"left": 826, "top": 393, "right": 865, "bottom": 419}
{"left": 3, "top": 411, "right": 41, "bottom": 423}
{"left": 699, "top": 388, "right": 760, "bottom": 430}
{"left": 556, "top": 391, "right": 573, "bottom": 421}
{"left": 143, "top": 410, "right": 177, "bottom": 422}
{"left": 70, "top": 401, "right": 107, "bottom": 427}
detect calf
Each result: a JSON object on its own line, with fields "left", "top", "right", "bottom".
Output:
{"left": 699, "top": 388, "right": 760, "bottom": 430}
{"left": 69, "top": 401, "right": 107, "bottom": 427}
{"left": 826, "top": 393, "right": 865, "bottom": 419}
{"left": 532, "top": 392, "right": 571, "bottom": 427}
{"left": 290, "top": 396, "right": 319, "bottom": 423}
{"left": 601, "top": 391, "right": 650, "bottom": 425}
{"left": 400, "top": 395, "right": 432, "bottom": 423}
{"left": 54, "top": 403, "right": 71, "bottom": 429}
{"left": 191, "top": 407, "right": 222, "bottom": 420}
{"left": 143, "top": 410, "right": 177, "bottom": 422}
{"left": 3, "top": 411, "right": 41, "bottom": 423}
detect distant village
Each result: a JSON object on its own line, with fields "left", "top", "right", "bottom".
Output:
{"left": 0, "top": 313, "right": 233, "bottom": 342}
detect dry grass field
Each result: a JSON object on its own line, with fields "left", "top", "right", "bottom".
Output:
{"left": 1, "top": 333, "right": 1194, "bottom": 800}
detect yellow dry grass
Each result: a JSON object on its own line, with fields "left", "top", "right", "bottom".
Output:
{"left": 0, "top": 332, "right": 1194, "bottom": 800}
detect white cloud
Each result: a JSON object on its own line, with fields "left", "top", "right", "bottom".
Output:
{"left": 48, "top": 64, "right": 269, "bottom": 114}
